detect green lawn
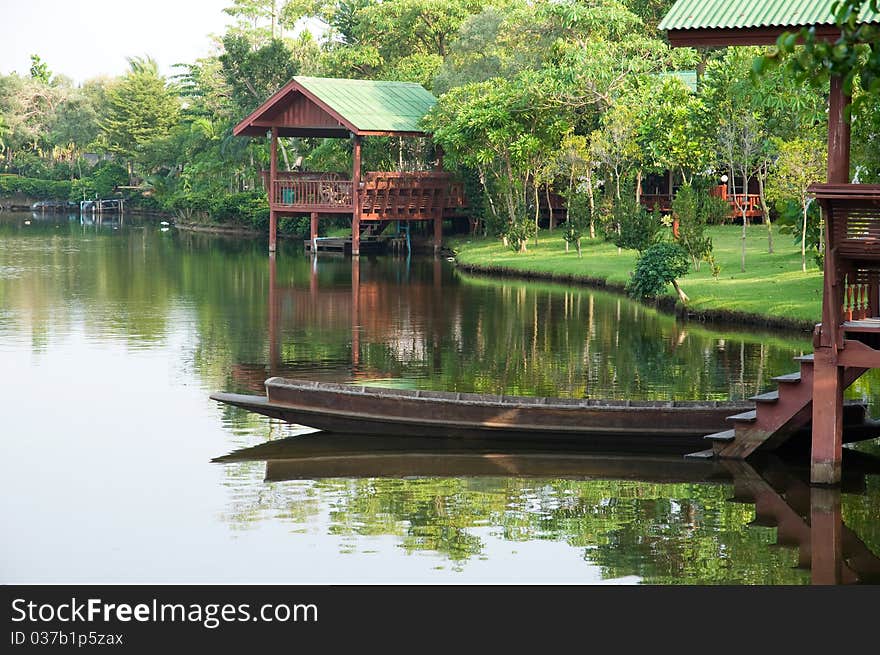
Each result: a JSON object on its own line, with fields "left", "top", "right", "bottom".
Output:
{"left": 449, "top": 225, "right": 823, "bottom": 326}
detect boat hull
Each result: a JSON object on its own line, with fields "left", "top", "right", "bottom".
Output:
{"left": 210, "top": 378, "right": 755, "bottom": 450}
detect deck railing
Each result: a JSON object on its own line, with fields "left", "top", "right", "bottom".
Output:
{"left": 272, "top": 177, "right": 354, "bottom": 209}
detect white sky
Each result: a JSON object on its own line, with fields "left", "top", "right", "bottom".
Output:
{"left": 0, "top": 0, "right": 236, "bottom": 83}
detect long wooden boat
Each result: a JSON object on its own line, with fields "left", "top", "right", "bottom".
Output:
{"left": 211, "top": 377, "right": 759, "bottom": 450}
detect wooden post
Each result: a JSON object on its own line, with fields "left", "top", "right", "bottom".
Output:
{"left": 811, "top": 75, "right": 852, "bottom": 485}
{"left": 811, "top": 347, "right": 844, "bottom": 485}
{"left": 351, "top": 135, "right": 362, "bottom": 257}
{"left": 810, "top": 486, "right": 843, "bottom": 584}
{"left": 827, "top": 75, "right": 851, "bottom": 185}
{"left": 351, "top": 257, "right": 360, "bottom": 371}
{"left": 434, "top": 214, "right": 443, "bottom": 255}
{"left": 434, "top": 144, "right": 444, "bottom": 171}
{"left": 269, "top": 127, "right": 278, "bottom": 254}
{"left": 268, "top": 254, "right": 279, "bottom": 375}
{"left": 310, "top": 211, "right": 318, "bottom": 252}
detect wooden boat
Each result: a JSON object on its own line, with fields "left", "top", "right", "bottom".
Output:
{"left": 211, "top": 377, "right": 759, "bottom": 450}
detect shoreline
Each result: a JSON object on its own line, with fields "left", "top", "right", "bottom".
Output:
{"left": 453, "top": 260, "right": 816, "bottom": 334}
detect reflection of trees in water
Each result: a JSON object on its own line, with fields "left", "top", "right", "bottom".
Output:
{"left": 0, "top": 215, "right": 826, "bottom": 403}
{"left": 215, "top": 471, "right": 820, "bottom": 582}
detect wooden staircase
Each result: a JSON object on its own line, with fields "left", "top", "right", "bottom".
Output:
{"left": 700, "top": 354, "right": 867, "bottom": 459}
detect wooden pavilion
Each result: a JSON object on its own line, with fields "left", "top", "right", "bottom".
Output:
{"left": 233, "top": 76, "right": 465, "bottom": 256}
{"left": 660, "top": 0, "right": 880, "bottom": 484}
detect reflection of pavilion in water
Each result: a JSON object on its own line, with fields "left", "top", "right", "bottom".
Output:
{"left": 231, "top": 255, "right": 456, "bottom": 391}
{"left": 214, "top": 435, "right": 880, "bottom": 585}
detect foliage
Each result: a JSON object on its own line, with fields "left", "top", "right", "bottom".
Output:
{"left": 218, "top": 34, "right": 299, "bottom": 115}
{"left": 758, "top": 0, "right": 880, "bottom": 111}
{"left": 613, "top": 194, "right": 662, "bottom": 252}
{"left": 672, "top": 184, "right": 713, "bottom": 269}
{"left": 100, "top": 57, "right": 180, "bottom": 166}
{"left": 765, "top": 138, "right": 827, "bottom": 272}
{"left": 0, "top": 174, "right": 72, "bottom": 200}
{"left": 627, "top": 242, "right": 690, "bottom": 301}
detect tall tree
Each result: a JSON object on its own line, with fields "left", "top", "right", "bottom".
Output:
{"left": 765, "top": 138, "right": 827, "bottom": 272}
{"left": 100, "top": 57, "right": 180, "bottom": 172}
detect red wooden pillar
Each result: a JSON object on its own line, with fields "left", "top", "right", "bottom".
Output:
{"left": 434, "top": 144, "right": 444, "bottom": 171}
{"left": 351, "top": 258, "right": 360, "bottom": 371}
{"left": 810, "top": 487, "right": 843, "bottom": 584}
{"left": 310, "top": 211, "right": 318, "bottom": 252}
{"left": 811, "top": 347, "right": 845, "bottom": 485}
{"left": 811, "top": 75, "right": 852, "bottom": 486}
{"left": 434, "top": 213, "right": 442, "bottom": 255}
{"left": 269, "top": 127, "right": 278, "bottom": 254}
{"left": 268, "top": 254, "right": 279, "bottom": 375}
{"left": 351, "top": 135, "right": 362, "bottom": 257}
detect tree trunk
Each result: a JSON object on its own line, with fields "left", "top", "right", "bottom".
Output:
{"left": 757, "top": 164, "right": 773, "bottom": 253}
{"left": 533, "top": 183, "right": 539, "bottom": 247}
{"left": 546, "top": 185, "right": 555, "bottom": 232}
{"left": 576, "top": 237, "right": 582, "bottom": 258}
{"left": 586, "top": 167, "right": 596, "bottom": 239}
{"left": 671, "top": 278, "right": 689, "bottom": 304}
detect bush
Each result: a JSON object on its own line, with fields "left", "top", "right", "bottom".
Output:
{"left": 627, "top": 242, "right": 691, "bottom": 302}
{"left": 212, "top": 191, "right": 269, "bottom": 229}
{"left": 612, "top": 195, "right": 662, "bottom": 252}
{"left": 672, "top": 184, "right": 713, "bottom": 268}
{"left": 0, "top": 174, "right": 72, "bottom": 200}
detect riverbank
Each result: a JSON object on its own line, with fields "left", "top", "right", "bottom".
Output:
{"left": 449, "top": 226, "right": 822, "bottom": 331}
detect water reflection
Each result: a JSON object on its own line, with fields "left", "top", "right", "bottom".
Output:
{"left": 4, "top": 212, "right": 880, "bottom": 584}
{"left": 212, "top": 435, "right": 880, "bottom": 584}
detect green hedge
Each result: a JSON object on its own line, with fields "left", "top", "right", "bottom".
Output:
{"left": 0, "top": 175, "right": 73, "bottom": 200}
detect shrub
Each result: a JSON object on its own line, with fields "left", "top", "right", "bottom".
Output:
{"left": 627, "top": 242, "right": 691, "bottom": 303}
{"left": 0, "top": 174, "right": 72, "bottom": 200}
{"left": 672, "top": 184, "right": 713, "bottom": 269}
{"left": 612, "top": 195, "right": 662, "bottom": 252}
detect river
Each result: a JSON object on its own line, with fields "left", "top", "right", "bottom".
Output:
{"left": 2, "top": 211, "right": 879, "bottom": 583}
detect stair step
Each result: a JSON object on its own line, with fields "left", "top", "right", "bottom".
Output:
{"left": 704, "top": 429, "right": 735, "bottom": 442}
{"left": 749, "top": 391, "right": 780, "bottom": 403}
{"left": 749, "top": 515, "right": 778, "bottom": 528}
{"left": 684, "top": 448, "right": 717, "bottom": 459}
{"left": 727, "top": 410, "right": 757, "bottom": 422}
{"left": 772, "top": 372, "right": 802, "bottom": 383}
{"left": 794, "top": 354, "right": 814, "bottom": 363}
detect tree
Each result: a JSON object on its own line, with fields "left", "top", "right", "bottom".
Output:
{"left": 765, "top": 138, "right": 827, "bottom": 272}
{"left": 758, "top": 0, "right": 880, "bottom": 114}
{"left": 627, "top": 242, "right": 691, "bottom": 304}
{"left": 671, "top": 184, "right": 714, "bottom": 271}
{"left": 100, "top": 57, "right": 180, "bottom": 171}
{"left": 717, "top": 111, "right": 764, "bottom": 273}
{"left": 426, "top": 74, "right": 568, "bottom": 253}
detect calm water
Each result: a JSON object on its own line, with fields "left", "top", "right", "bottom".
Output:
{"left": 2, "top": 211, "right": 879, "bottom": 584}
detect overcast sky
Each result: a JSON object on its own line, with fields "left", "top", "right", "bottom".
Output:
{"left": 0, "top": 0, "right": 236, "bottom": 83}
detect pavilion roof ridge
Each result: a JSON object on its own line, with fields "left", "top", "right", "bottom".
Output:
{"left": 659, "top": 0, "right": 880, "bottom": 33}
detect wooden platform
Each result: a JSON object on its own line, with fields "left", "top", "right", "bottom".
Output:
{"left": 303, "top": 237, "right": 385, "bottom": 254}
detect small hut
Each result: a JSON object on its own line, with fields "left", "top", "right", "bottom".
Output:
{"left": 233, "top": 76, "right": 465, "bottom": 255}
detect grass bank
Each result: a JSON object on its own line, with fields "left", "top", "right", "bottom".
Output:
{"left": 449, "top": 225, "right": 822, "bottom": 330}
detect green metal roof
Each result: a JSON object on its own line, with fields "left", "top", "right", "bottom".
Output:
{"left": 295, "top": 76, "right": 437, "bottom": 133}
{"left": 658, "top": 0, "right": 880, "bottom": 32}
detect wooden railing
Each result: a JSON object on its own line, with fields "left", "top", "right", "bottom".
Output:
{"left": 361, "top": 172, "right": 451, "bottom": 221}
{"left": 811, "top": 184, "right": 880, "bottom": 343}
{"left": 728, "top": 193, "right": 762, "bottom": 218}
{"left": 640, "top": 194, "right": 672, "bottom": 212}
{"left": 272, "top": 175, "right": 353, "bottom": 210}
{"left": 263, "top": 170, "right": 467, "bottom": 218}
